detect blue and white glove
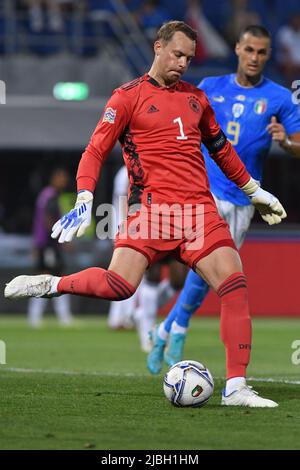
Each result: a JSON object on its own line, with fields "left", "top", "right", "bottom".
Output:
{"left": 241, "top": 178, "right": 287, "bottom": 225}
{"left": 51, "top": 190, "right": 93, "bottom": 243}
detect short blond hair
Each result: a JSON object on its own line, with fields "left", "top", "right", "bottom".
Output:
{"left": 156, "top": 21, "right": 197, "bottom": 44}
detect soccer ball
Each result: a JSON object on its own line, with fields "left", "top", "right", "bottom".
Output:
{"left": 163, "top": 360, "right": 214, "bottom": 407}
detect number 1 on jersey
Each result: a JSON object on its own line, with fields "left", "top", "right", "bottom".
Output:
{"left": 173, "top": 117, "right": 188, "bottom": 140}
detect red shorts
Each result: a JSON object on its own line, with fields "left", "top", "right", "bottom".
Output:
{"left": 114, "top": 203, "right": 236, "bottom": 270}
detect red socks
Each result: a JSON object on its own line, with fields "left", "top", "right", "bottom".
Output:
{"left": 218, "top": 272, "right": 252, "bottom": 379}
{"left": 57, "top": 268, "right": 136, "bottom": 300}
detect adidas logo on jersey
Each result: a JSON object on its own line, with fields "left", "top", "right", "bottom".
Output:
{"left": 147, "top": 105, "right": 159, "bottom": 113}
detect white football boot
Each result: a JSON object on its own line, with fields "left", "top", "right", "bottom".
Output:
{"left": 4, "top": 275, "right": 60, "bottom": 299}
{"left": 221, "top": 385, "right": 278, "bottom": 408}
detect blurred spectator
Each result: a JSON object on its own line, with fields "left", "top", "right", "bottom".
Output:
{"left": 21, "top": 0, "right": 65, "bottom": 32}
{"left": 28, "top": 168, "right": 73, "bottom": 327}
{"left": 87, "top": 0, "right": 133, "bottom": 15}
{"left": 137, "top": 1, "right": 170, "bottom": 42}
{"left": 276, "top": 12, "right": 300, "bottom": 86}
{"left": 185, "top": 0, "right": 230, "bottom": 64}
{"left": 226, "top": 0, "right": 262, "bottom": 45}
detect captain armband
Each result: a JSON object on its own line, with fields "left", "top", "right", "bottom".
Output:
{"left": 203, "top": 129, "right": 227, "bottom": 154}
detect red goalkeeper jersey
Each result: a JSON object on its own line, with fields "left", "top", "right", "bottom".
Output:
{"left": 77, "top": 74, "right": 250, "bottom": 208}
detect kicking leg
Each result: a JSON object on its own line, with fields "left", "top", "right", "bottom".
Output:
{"left": 5, "top": 247, "right": 148, "bottom": 302}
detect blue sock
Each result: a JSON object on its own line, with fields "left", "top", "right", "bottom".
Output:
{"left": 163, "top": 270, "right": 210, "bottom": 333}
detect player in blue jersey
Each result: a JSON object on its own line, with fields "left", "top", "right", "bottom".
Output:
{"left": 147, "top": 25, "right": 300, "bottom": 382}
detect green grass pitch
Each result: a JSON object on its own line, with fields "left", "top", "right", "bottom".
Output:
{"left": 0, "top": 315, "right": 300, "bottom": 450}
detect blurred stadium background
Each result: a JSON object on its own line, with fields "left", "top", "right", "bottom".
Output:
{"left": 1, "top": 0, "right": 300, "bottom": 317}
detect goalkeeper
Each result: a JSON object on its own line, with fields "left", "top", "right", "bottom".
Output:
{"left": 5, "top": 21, "right": 289, "bottom": 407}
{"left": 148, "top": 25, "right": 300, "bottom": 376}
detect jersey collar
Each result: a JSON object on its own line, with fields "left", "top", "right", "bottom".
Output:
{"left": 233, "top": 74, "right": 264, "bottom": 89}
{"left": 146, "top": 74, "right": 180, "bottom": 90}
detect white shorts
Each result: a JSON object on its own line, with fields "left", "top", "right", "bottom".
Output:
{"left": 213, "top": 194, "right": 255, "bottom": 249}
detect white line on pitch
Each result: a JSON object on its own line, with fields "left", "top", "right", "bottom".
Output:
{"left": 2, "top": 367, "right": 300, "bottom": 385}
{"left": 1, "top": 367, "right": 143, "bottom": 378}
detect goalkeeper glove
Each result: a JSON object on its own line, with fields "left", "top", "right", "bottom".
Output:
{"left": 241, "top": 178, "right": 287, "bottom": 225}
{"left": 51, "top": 190, "right": 93, "bottom": 243}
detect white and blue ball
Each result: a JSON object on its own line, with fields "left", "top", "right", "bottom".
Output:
{"left": 163, "top": 360, "right": 214, "bottom": 407}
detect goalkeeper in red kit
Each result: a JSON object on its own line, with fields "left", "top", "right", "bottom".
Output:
{"left": 5, "top": 21, "right": 286, "bottom": 407}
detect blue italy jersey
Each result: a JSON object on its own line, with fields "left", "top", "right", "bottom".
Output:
{"left": 199, "top": 74, "right": 300, "bottom": 205}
